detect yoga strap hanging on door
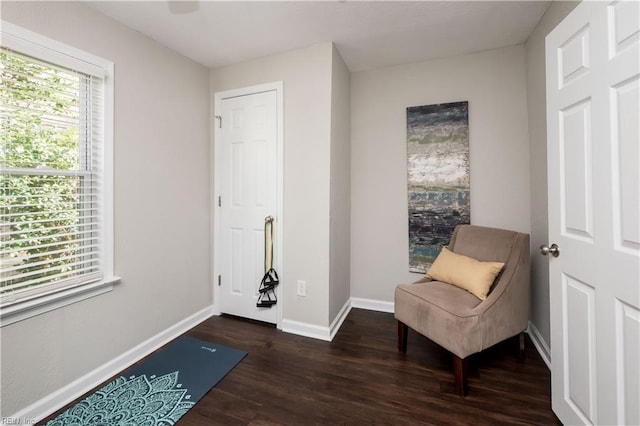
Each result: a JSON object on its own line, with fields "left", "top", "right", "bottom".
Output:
{"left": 257, "top": 216, "right": 279, "bottom": 308}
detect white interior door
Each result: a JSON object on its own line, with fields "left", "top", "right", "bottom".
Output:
{"left": 217, "top": 90, "right": 278, "bottom": 324}
{"left": 545, "top": 1, "right": 639, "bottom": 425}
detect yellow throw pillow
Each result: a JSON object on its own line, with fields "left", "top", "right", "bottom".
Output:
{"left": 426, "top": 248, "right": 504, "bottom": 300}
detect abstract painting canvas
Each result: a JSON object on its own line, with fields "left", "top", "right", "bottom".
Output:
{"left": 407, "top": 101, "right": 470, "bottom": 273}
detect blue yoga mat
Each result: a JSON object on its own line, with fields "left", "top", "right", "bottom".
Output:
{"left": 47, "top": 336, "right": 247, "bottom": 425}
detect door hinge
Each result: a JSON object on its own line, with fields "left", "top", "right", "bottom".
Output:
{"left": 218, "top": 275, "right": 221, "bottom": 286}
{"left": 218, "top": 196, "right": 222, "bottom": 207}
{"left": 215, "top": 115, "right": 222, "bottom": 128}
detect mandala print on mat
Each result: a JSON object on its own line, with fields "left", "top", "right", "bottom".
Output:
{"left": 47, "top": 371, "right": 194, "bottom": 426}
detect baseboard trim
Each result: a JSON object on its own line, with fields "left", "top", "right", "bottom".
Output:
{"left": 281, "top": 299, "right": 352, "bottom": 342}
{"left": 329, "top": 299, "right": 352, "bottom": 341}
{"left": 350, "top": 297, "right": 394, "bottom": 313}
{"left": 281, "top": 318, "right": 332, "bottom": 341}
{"left": 527, "top": 320, "right": 551, "bottom": 370}
{"left": 12, "top": 305, "right": 215, "bottom": 423}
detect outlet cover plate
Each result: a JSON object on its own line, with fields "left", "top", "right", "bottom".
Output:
{"left": 296, "top": 280, "right": 306, "bottom": 297}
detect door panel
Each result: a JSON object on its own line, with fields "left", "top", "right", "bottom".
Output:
{"left": 560, "top": 99, "right": 593, "bottom": 240}
{"left": 564, "top": 275, "right": 597, "bottom": 423}
{"left": 558, "top": 24, "right": 590, "bottom": 88}
{"left": 612, "top": 77, "right": 639, "bottom": 253}
{"left": 231, "top": 228, "right": 243, "bottom": 295}
{"left": 219, "top": 90, "right": 278, "bottom": 324}
{"left": 616, "top": 301, "right": 639, "bottom": 425}
{"left": 609, "top": 0, "right": 639, "bottom": 55}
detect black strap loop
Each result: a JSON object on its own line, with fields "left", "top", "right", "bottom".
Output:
{"left": 257, "top": 216, "right": 278, "bottom": 308}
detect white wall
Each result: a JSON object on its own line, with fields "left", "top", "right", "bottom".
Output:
{"left": 350, "top": 45, "right": 531, "bottom": 302}
{"left": 0, "top": 1, "right": 211, "bottom": 415}
{"left": 525, "top": 0, "right": 580, "bottom": 348}
{"left": 329, "top": 45, "right": 351, "bottom": 321}
{"left": 210, "top": 43, "right": 334, "bottom": 328}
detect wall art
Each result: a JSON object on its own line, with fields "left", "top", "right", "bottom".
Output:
{"left": 407, "top": 101, "right": 470, "bottom": 273}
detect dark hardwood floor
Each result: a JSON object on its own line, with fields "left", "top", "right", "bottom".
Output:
{"left": 40, "top": 309, "right": 561, "bottom": 425}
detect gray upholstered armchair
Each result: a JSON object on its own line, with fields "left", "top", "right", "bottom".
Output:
{"left": 394, "top": 224, "right": 530, "bottom": 396}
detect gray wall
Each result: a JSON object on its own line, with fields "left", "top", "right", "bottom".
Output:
{"left": 211, "top": 42, "right": 352, "bottom": 328}
{"left": 211, "top": 43, "right": 335, "bottom": 328}
{"left": 329, "top": 45, "right": 352, "bottom": 321}
{"left": 525, "top": 0, "right": 580, "bottom": 348}
{"left": 350, "top": 45, "right": 531, "bottom": 302}
{"left": 0, "top": 1, "right": 212, "bottom": 415}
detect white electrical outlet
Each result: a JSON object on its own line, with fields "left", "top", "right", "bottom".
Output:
{"left": 296, "top": 280, "right": 306, "bottom": 297}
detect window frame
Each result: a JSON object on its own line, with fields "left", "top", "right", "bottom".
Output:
{"left": 0, "top": 21, "right": 119, "bottom": 326}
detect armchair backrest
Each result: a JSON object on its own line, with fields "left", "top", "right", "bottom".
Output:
{"left": 447, "top": 225, "right": 531, "bottom": 349}
{"left": 448, "top": 224, "right": 530, "bottom": 306}
{"left": 449, "top": 224, "right": 523, "bottom": 263}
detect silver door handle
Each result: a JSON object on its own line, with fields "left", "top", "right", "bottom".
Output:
{"left": 540, "top": 243, "right": 560, "bottom": 257}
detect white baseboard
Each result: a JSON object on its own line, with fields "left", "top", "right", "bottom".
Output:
{"left": 527, "top": 320, "right": 551, "bottom": 370}
{"left": 350, "top": 297, "right": 394, "bottom": 313}
{"left": 281, "top": 299, "right": 352, "bottom": 342}
{"left": 329, "top": 299, "right": 352, "bottom": 341}
{"left": 12, "top": 305, "right": 214, "bottom": 423}
{"left": 281, "top": 318, "right": 332, "bottom": 341}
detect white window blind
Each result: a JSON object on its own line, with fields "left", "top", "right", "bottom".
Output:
{"left": 0, "top": 46, "right": 105, "bottom": 305}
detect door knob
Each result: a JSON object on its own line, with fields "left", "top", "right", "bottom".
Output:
{"left": 540, "top": 243, "right": 560, "bottom": 257}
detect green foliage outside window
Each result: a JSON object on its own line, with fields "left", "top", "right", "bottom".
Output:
{"left": 1, "top": 50, "right": 89, "bottom": 294}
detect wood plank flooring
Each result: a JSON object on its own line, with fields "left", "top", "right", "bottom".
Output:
{"left": 40, "top": 309, "right": 561, "bottom": 425}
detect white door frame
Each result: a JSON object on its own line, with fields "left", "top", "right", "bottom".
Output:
{"left": 212, "top": 81, "right": 284, "bottom": 329}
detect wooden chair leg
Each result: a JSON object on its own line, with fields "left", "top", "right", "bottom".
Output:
{"left": 517, "top": 331, "right": 526, "bottom": 362}
{"left": 397, "top": 321, "right": 408, "bottom": 353}
{"left": 453, "top": 354, "right": 468, "bottom": 397}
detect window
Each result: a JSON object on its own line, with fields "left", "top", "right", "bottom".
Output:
{"left": 0, "top": 22, "right": 117, "bottom": 325}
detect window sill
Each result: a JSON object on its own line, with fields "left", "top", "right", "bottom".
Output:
{"left": 0, "top": 277, "right": 121, "bottom": 327}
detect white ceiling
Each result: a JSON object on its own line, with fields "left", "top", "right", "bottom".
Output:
{"left": 87, "top": 1, "right": 550, "bottom": 72}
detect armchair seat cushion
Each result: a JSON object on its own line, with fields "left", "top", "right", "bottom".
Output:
{"left": 397, "top": 281, "right": 482, "bottom": 318}
{"left": 395, "top": 281, "right": 483, "bottom": 358}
